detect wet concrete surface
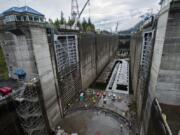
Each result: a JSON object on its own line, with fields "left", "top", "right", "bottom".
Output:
{"left": 60, "top": 110, "right": 128, "bottom": 135}
{"left": 59, "top": 89, "right": 138, "bottom": 135}
{"left": 59, "top": 58, "right": 138, "bottom": 135}
{"left": 97, "top": 91, "right": 138, "bottom": 135}
{"left": 98, "top": 92, "right": 131, "bottom": 116}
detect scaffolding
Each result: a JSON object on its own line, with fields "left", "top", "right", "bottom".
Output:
{"left": 13, "top": 77, "right": 48, "bottom": 135}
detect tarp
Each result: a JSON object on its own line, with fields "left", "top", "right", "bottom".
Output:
{"left": 15, "top": 68, "right": 26, "bottom": 76}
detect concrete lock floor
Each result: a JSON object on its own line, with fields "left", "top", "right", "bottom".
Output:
{"left": 60, "top": 110, "right": 128, "bottom": 135}
{"left": 59, "top": 59, "right": 138, "bottom": 135}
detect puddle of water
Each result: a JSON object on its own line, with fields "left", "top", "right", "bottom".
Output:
{"left": 60, "top": 110, "right": 128, "bottom": 135}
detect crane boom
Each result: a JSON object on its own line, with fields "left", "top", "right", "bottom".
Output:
{"left": 72, "top": 0, "right": 90, "bottom": 29}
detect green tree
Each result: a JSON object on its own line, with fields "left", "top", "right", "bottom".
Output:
{"left": 91, "top": 24, "right": 95, "bottom": 31}
{"left": 48, "top": 18, "right": 54, "bottom": 24}
{"left": 60, "top": 11, "right": 66, "bottom": 25}
{"left": 67, "top": 17, "right": 74, "bottom": 26}
{"left": 86, "top": 25, "right": 91, "bottom": 31}
{"left": 77, "top": 20, "right": 82, "bottom": 29}
{"left": 87, "top": 18, "right": 95, "bottom": 31}
{"left": 54, "top": 18, "right": 60, "bottom": 28}
{"left": 82, "top": 18, "right": 88, "bottom": 31}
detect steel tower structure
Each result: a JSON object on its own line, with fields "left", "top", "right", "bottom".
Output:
{"left": 71, "top": 0, "right": 79, "bottom": 20}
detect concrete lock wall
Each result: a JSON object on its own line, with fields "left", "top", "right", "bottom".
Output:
{"left": 79, "top": 33, "right": 118, "bottom": 90}
{"left": 30, "top": 27, "right": 62, "bottom": 130}
{"left": 147, "top": 0, "right": 180, "bottom": 105}
{"left": 130, "top": 30, "right": 157, "bottom": 134}
{"left": 148, "top": 2, "right": 180, "bottom": 134}
{"left": 78, "top": 33, "right": 96, "bottom": 90}
{"left": 0, "top": 31, "right": 38, "bottom": 79}
{"left": 148, "top": 5, "right": 170, "bottom": 103}
{"left": 96, "top": 34, "right": 110, "bottom": 75}
{"left": 130, "top": 32, "right": 143, "bottom": 100}
{"left": 148, "top": 0, "right": 180, "bottom": 107}
{"left": 130, "top": 14, "right": 168, "bottom": 134}
{"left": 156, "top": 2, "right": 180, "bottom": 105}
{"left": 130, "top": 31, "right": 150, "bottom": 134}
{"left": 130, "top": 1, "right": 180, "bottom": 134}
{"left": 118, "top": 36, "right": 130, "bottom": 50}
{"left": 0, "top": 26, "right": 62, "bottom": 132}
{"left": 140, "top": 4, "right": 170, "bottom": 134}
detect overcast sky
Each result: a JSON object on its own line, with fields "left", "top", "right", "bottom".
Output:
{"left": 0, "top": 0, "right": 160, "bottom": 31}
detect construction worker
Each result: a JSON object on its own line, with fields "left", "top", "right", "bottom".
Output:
{"left": 120, "top": 124, "right": 123, "bottom": 133}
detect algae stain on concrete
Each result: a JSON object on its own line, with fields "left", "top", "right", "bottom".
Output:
{"left": 0, "top": 46, "right": 8, "bottom": 80}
